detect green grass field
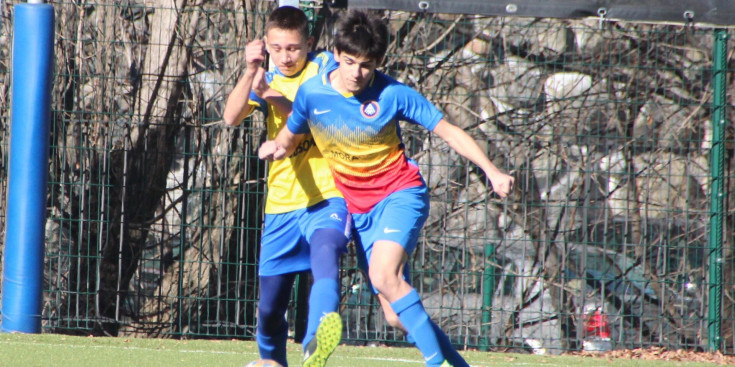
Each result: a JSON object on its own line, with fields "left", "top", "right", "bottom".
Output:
{"left": 0, "top": 333, "right": 719, "bottom": 367}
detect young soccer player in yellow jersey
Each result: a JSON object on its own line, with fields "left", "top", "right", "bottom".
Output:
{"left": 259, "top": 10, "right": 514, "bottom": 367}
{"left": 223, "top": 6, "right": 347, "bottom": 367}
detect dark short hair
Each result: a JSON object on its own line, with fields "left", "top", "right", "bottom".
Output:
{"left": 265, "top": 6, "right": 309, "bottom": 39}
{"left": 334, "top": 10, "right": 388, "bottom": 63}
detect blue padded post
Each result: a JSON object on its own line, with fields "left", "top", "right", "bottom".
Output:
{"left": 2, "top": 2, "right": 55, "bottom": 333}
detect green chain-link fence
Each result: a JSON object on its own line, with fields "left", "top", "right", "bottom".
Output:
{"left": 1, "top": 0, "right": 734, "bottom": 355}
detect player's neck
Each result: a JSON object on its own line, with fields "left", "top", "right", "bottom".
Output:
{"left": 328, "top": 70, "right": 349, "bottom": 95}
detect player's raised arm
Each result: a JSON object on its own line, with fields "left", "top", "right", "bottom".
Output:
{"left": 223, "top": 39, "right": 266, "bottom": 126}
{"left": 432, "top": 119, "right": 514, "bottom": 197}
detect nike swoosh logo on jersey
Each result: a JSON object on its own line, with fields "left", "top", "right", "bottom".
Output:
{"left": 383, "top": 228, "right": 401, "bottom": 234}
{"left": 314, "top": 108, "right": 331, "bottom": 115}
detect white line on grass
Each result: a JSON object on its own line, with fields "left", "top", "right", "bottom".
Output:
{"left": 1, "top": 340, "right": 575, "bottom": 367}
{"left": 347, "top": 356, "right": 423, "bottom": 364}
{"left": 0, "top": 340, "right": 245, "bottom": 355}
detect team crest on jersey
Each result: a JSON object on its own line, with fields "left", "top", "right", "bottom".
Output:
{"left": 360, "top": 100, "right": 380, "bottom": 118}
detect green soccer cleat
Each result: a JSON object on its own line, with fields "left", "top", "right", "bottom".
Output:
{"left": 303, "top": 312, "right": 342, "bottom": 367}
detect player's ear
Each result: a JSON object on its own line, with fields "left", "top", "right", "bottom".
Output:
{"left": 306, "top": 36, "right": 314, "bottom": 51}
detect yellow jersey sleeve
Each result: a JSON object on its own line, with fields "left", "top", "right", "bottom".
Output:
{"left": 263, "top": 51, "right": 342, "bottom": 214}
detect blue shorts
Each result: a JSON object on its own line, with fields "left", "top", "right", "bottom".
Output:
{"left": 352, "top": 185, "right": 429, "bottom": 284}
{"left": 259, "top": 197, "right": 351, "bottom": 276}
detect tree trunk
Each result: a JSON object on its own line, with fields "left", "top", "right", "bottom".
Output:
{"left": 97, "top": 0, "right": 198, "bottom": 335}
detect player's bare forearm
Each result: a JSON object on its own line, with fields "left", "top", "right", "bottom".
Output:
{"left": 223, "top": 68, "right": 257, "bottom": 126}
{"left": 261, "top": 89, "right": 293, "bottom": 117}
{"left": 249, "top": 66, "right": 293, "bottom": 117}
{"left": 259, "top": 126, "right": 305, "bottom": 161}
{"left": 433, "top": 119, "right": 515, "bottom": 197}
{"left": 223, "top": 39, "right": 266, "bottom": 126}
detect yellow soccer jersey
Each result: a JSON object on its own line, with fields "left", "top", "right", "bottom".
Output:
{"left": 247, "top": 51, "right": 342, "bottom": 214}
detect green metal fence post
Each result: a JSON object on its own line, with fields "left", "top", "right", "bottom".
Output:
{"left": 480, "top": 244, "right": 496, "bottom": 351}
{"left": 708, "top": 28, "right": 728, "bottom": 353}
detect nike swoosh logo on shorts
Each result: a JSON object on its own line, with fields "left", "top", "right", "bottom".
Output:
{"left": 383, "top": 228, "right": 401, "bottom": 233}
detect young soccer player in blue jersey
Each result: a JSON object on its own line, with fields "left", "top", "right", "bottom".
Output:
{"left": 223, "top": 6, "right": 347, "bottom": 367}
{"left": 259, "top": 10, "right": 514, "bottom": 367}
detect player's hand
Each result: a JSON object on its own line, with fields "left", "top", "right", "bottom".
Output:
{"left": 259, "top": 140, "right": 288, "bottom": 161}
{"left": 252, "top": 67, "right": 269, "bottom": 97}
{"left": 488, "top": 171, "right": 515, "bottom": 198}
{"left": 258, "top": 140, "right": 277, "bottom": 160}
{"left": 245, "top": 39, "right": 266, "bottom": 71}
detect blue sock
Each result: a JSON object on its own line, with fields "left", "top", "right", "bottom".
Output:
{"left": 257, "top": 274, "right": 295, "bottom": 367}
{"left": 303, "top": 278, "right": 340, "bottom": 347}
{"left": 391, "top": 290, "right": 445, "bottom": 366}
{"left": 407, "top": 323, "right": 469, "bottom": 367}
{"left": 303, "top": 228, "right": 347, "bottom": 348}
{"left": 257, "top": 327, "right": 288, "bottom": 366}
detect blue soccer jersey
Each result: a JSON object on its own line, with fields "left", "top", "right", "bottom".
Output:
{"left": 286, "top": 66, "right": 444, "bottom": 213}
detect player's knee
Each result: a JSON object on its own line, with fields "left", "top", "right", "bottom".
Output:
{"left": 310, "top": 229, "right": 348, "bottom": 280}
{"left": 368, "top": 268, "right": 401, "bottom": 295}
{"left": 258, "top": 303, "right": 276, "bottom": 322}
{"left": 258, "top": 301, "right": 285, "bottom": 330}
{"left": 310, "top": 228, "right": 348, "bottom": 254}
